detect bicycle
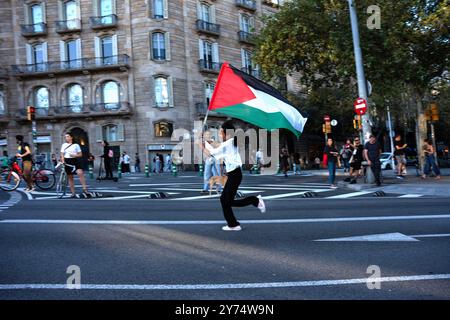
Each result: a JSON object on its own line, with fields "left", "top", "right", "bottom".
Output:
{"left": 55, "top": 162, "right": 76, "bottom": 199}
{"left": 0, "top": 157, "right": 56, "bottom": 191}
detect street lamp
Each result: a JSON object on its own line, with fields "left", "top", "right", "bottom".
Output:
{"left": 347, "top": 0, "right": 372, "bottom": 142}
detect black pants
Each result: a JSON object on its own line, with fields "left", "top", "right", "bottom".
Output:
{"left": 220, "top": 167, "right": 259, "bottom": 227}
{"left": 104, "top": 159, "right": 113, "bottom": 178}
{"left": 370, "top": 161, "right": 381, "bottom": 184}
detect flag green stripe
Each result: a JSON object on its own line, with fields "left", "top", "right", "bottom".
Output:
{"left": 214, "top": 103, "right": 301, "bottom": 137}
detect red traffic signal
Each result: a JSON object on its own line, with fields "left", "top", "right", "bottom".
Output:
{"left": 27, "top": 105, "right": 35, "bottom": 121}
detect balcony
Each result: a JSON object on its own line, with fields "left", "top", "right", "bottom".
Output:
{"left": 198, "top": 60, "right": 221, "bottom": 74}
{"left": 236, "top": 0, "right": 256, "bottom": 11}
{"left": 21, "top": 23, "right": 47, "bottom": 37}
{"left": 56, "top": 19, "right": 82, "bottom": 33}
{"left": 11, "top": 55, "right": 130, "bottom": 78}
{"left": 238, "top": 31, "right": 255, "bottom": 45}
{"left": 196, "top": 20, "right": 220, "bottom": 36}
{"left": 17, "top": 102, "right": 132, "bottom": 120}
{"left": 241, "top": 67, "right": 260, "bottom": 78}
{"left": 89, "top": 14, "right": 118, "bottom": 30}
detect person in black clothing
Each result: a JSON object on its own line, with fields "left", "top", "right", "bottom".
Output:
{"left": 364, "top": 134, "right": 382, "bottom": 186}
{"left": 15, "top": 135, "right": 34, "bottom": 191}
{"left": 135, "top": 153, "right": 141, "bottom": 173}
{"left": 394, "top": 134, "right": 407, "bottom": 178}
{"left": 280, "top": 146, "right": 290, "bottom": 178}
{"left": 347, "top": 137, "right": 364, "bottom": 184}
{"left": 324, "top": 138, "right": 339, "bottom": 188}
{"left": 101, "top": 140, "right": 113, "bottom": 179}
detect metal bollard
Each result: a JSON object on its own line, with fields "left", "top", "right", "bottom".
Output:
{"left": 117, "top": 164, "right": 122, "bottom": 179}
{"left": 198, "top": 163, "right": 204, "bottom": 177}
{"left": 89, "top": 165, "right": 94, "bottom": 179}
{"left": 145, "top": 164, "right": 149, "bottom": 178}
{"left": 172, "top": 163, "right": 177, "bottom": 177}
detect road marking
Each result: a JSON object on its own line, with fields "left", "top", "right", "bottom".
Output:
{"left": 262, "top": 183, "right": 331, "bottom": 188}
{"left": 326, "top": 191, "right": 374, "bottom": 199}
{"left": 95, "top": 193, "right": 179, "bottom": 200}
{"left": 398, "top": 194, "right": 423, "bottom": 198}
{"left": 172, "top": 190, "right": 261, "bottom": 201}
{"left": 1, "top": 274, "right": 450, "bottom": 291}
{"left": 129, "top": 183, "right": 198, "bottom": 187}
{"left": 315, "top": 233, "right": 419, "bottom": 242}
{"left": 263, "top": 190, "right": 328, "bottom": 200}
{"left": 2, "top": 214, "right": 450, "bottom": 225}
{"left": 409, "top": 233, "right": 450, "bottom": 238}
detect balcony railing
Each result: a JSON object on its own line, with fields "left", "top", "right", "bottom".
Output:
{"left": 198, "top": 60, "right": 221, "bottom": 74}
{"left": 238, "top": 31, "right": 255, "bottom": 44}
{"left": 11, "top": 55, "right": 130, "bottom": 77}
{"left": 236, "top": 0, "right": 256, "bottom": 11}
{"left": 89, "top": 14, "right": 118, "bottom": 29}
{"left": 20, "top": 23, "right": 47, "bottom": 37}
{"left": 18, "top": 102, "right": 131, "bottom": 120}
{"left": 241, "top": 67, "right": 260, "bottom": 78}
{"left": 56, "top": 19, "right": 82, "bottom": 33}
{"left": 196, "top": 20, "right": 220, "bottom": 36}
{"left": 154, "top": 102, "right": 171, "bottom": 108}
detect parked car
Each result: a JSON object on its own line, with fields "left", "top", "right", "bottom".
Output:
{"left": 380, "top": 152, "right": 394, "bottom": 170}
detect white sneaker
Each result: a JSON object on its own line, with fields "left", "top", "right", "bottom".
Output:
{"left": 222, "top": 225, "right": 242, "bottom": 231}
{"left": 257, "top": 195, "right": 266, "bottom": 213}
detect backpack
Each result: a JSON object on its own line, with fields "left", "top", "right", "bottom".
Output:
{"left": 108, "top": 149, "right": 114, "bottom": 158}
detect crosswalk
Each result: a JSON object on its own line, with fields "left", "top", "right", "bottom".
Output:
{"left": 20, "top": 181, "right": 431, "bottom": 201}
{"left": 0, "top": 191, "right": 22, "bottom": 212}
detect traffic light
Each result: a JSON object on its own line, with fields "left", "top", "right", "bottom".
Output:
{"left": 27, "top": 105, "right": 35, "bottom": 121}
{"left": 353, "top": 115, "right": 362, "bottom": 130}
{"left": 430, "top": 103, "right": 439, "bottom": 121}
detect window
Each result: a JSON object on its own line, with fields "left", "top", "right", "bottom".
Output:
{"left": 240, "top": 14, "right": 252, "bottom": 33}
{"left": 100, "top": 0, "right": 113, "bottom": 16}
{"left": 60, "top": 39, "right": 81, "bottom": 68}
{"left": 34, "top": 87, "right": 49, "bottom": 109}
{"left": 204, "top": 82, "right": 215, "bottom": 106}
{"left": 30, "top": 4, "right": 44, "bottom": 31}
{"left": 200, "top": 3, "right": 210, "bottom": 22}
{"left": 102, "top": 81, "right": 120, "bottom": 109}
{"left": 151, "top": 0, "right": 168, "bottom": 19}
{"left": 151, "top": 32, "right": 166, "bottom": 60}
{"left": 199, "top": 40, "right": 219, "bottom": 69}
{"left": 26, "top": 42, "right": 48, "bottom": 71}
{"left": 154, "top": 77, "right": 170, "bottom": 108}
{"left": 0, "top": 86, "right": 5, "bottom": 115}
{"left": 67, "top": 40, "right": 78, "bottom": 67}
{"left": 241, "top": 49, "right": 253, "bottom": 69}
{"left": 102, "top": 124, "right": 124, "bottom": 141}
{"left": 154, "top": 121, "right": 173, "bottom": 137}
{"left": 67, "top": 84, "right": 83, "bottom": 112}
{"left": 64, "top": 0, "right": 79, "bottom": 29}
{"left": 95, "top": 35, "right": 118, "bottom": 65}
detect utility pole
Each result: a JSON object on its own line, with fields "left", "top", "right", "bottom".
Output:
{"left": 348, "top": 0, "right": 372, "bottom": 142}
{"left": 386, "top": 105, "right": 395, "bottom": 171}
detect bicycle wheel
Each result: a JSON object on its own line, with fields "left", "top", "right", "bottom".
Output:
{"left": 56, "top": 171, "right": 67, "bottom": 199}
{"left": 34, "top": 169, "right": 56, "bottom": 190}
{"left": 0, "top": 169, "right": 21, "bottom": 191}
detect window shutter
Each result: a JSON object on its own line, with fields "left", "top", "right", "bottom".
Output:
{"left": 168, "top": 77, "right": 174, "bottom": 107}
{"left": 76, "top": 38, "right": 82, "bottom": 59}
{"left": 250, "top": 16, "right": 255, "bottom": 31}
{"left": 198, "top": 39, "right": 204, "bottom": 60}
{"left": 164, "top": 32, "right": 171, "bottom": 61}
{"left": 93, "top": 0, "right": 98, "bottom": 16}
{"left": 94, "top": 36, "right": 101, "bottom": 58}
{"left": 196, "top": 2, "right": 202, "bottom": 20}
{"left": 163, "top": 0, "right": 168, "bottom": 19}
{"left": 76, "top": 0, "right": 81, "bottom": 19}
{"left": 42, "top": 42, "right": 48, "bottom": 62}
{"left": 26, "top": 44, "right": 33, "bottom": 64}
{"left": 57, "top": 1, "right": 63, "bottom": 21}
{"left": 239, "top": 14, "right": 243, "bottom": 31}
{"left": 241, "top": 49, "right": 246, "bottom": 68}
{"left": 24, "top": 4, "right": 30, "bottom": 24}
{"left": 210, "top": 5, "right": 216, "bottom": 24}
{"left": 42, "top": 2, "right": 47, "bottom": 22}
{"left": 117, "top": 124, "right": 125, "bottom": 141}
{"left": 60, "top": 41, "right": 66, "bottom": 69}
{"left": 212, "top": 43, "right": 219, "bottom": 63}
{"left": 95, "top": 125, "right": 103, "bottom": 142}
{"left": 112, "top": 34, "right": 118, "bottom": 57}
{"left": 112, "top": 0, "right": 117, "bottom": 15}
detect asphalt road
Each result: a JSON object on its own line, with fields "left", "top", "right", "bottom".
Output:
{"left": 1, "top": 173, "right": 449, "bottom": 300}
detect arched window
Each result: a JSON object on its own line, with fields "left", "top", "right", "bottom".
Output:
{"left": 154, "top": 77, "right": 169, "bottom": 108}
{"left": 154, "top": 121, "right": 173, "bottom": 137}
{"left": 34, "top": 87, "right": 49, "bottom": 109}
{"left": 102, "top": 81, "right": 120, "bottom": 109}
{"left": 67, "top": 84, "right": 83, "bottom": 112}
{"left": 151, "top": 32, "right": 166, "bottom": 60}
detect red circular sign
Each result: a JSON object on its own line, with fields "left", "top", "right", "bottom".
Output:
{"left": 354, "top": 98, "right": 367, "bottom": 115}
{"left": 324, "top": 115, "right": 331, "bottom": 122}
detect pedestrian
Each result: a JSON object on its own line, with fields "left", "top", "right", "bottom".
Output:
{"left": 1, "top": 150, "right": 8, "bottom": 168}
{"left": 87, "top": 153, "right": 95, "bottom": 170}
{"left": 15, "top": 135, "right": 34, "bottom": 192}
{"left": 123, "top": 151, "right": 131, "bottom": 174}
{"left": 256, "top": 148, "right": 264, "bottom": 168}
{"left": 363, "top": 134, "right": 382, "bottom": 186}
{"left": 158, "top": 153, "right": 164, "bottom": 173}
{"left": 60, "top": 132, "right": 89, "bottom": 197}
{"left": 422, "top": 139, "right": 441, "bottom": 180}
{"left": 119, "top": 153, "right": 125, "bottom": 173}
{"left": 165, "top": 153, "right": 171, "bottom": 172}
{"left": 340, "top": 139, "right": 353, "bottom": 173}
{"left": 134, "top": 153, "right": 141, "bottom": 173}
{"left": 293, "top": 152, "right": 301, "bottom": 175}
{"left": 101, "top": 140, "right": 114, "bottom": 179}
{"left": 314, "top": 156, "right": 321, "bottom": 169}
{"left": 324, "top": 138, "right": 339, "bottom": 188}
{"left": 346, "top": 137, "right": 364, "bottom": 184}
{"left": 394, "top": 134, "right": 407, "bottom": 179}
{"left": 280, "top": 146, "right": 290, "bottom": 178}
{"left": 198, "top": 120, "right": 266, "bottom": 231}
{"left": 201, "top": 131, "right": 220, "bottom": 194}
{"left": 155, "top": 154, "right": 161, "bottom": 173}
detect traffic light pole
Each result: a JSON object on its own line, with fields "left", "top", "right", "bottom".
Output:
{"left": 348, "top": 0, "right": 372, "bottom": 142}
{"left": 32, "top": 120, "right": 38, "bottom": 156}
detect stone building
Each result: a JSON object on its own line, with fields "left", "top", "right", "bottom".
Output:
{"left": 0, "top": 0, "right": 294, "bottom": 171}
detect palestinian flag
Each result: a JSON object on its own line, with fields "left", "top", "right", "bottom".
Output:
{"left": 208, "top": 62, "right": 307, "bottom": 137}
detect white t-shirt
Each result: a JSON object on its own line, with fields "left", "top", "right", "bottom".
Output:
{"left": 123, "top": 154, "right": 130, "bottom": 164}
{"left": 61, "top": 143, "right": 81, "bottom": 159}
{"left": 205, "top": 138, "right": 242, "bottom": 173}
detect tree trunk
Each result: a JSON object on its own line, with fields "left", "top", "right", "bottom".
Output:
{"left": 414, "top": 91, "right": 428, "bottom": 174}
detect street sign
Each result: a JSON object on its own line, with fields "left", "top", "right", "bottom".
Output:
{"left": 354, "top": 98, "right": 367, "bottom": 115}
{"left": 331, "top": 120, "right": 338, "bottom": 127}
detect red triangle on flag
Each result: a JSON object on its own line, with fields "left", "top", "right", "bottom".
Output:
{"left": 209, "top": 62, "right": 256, "bottom": 110}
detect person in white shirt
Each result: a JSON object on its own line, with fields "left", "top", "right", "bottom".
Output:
{"left": 122, "top": 152, "right": 131, "bottom": 174}
{"left": 199, "top": 120, "right": 266, "bottom": 231}
{"left": 60, "top": 132, "right": 89, "bottom": 197}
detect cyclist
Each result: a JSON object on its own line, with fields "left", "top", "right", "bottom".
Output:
{"left": 15, "top": 135, "right": 34, "bottom": 192}
{"left": 60, "top": 132, "right": 89, "bottom": 197}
